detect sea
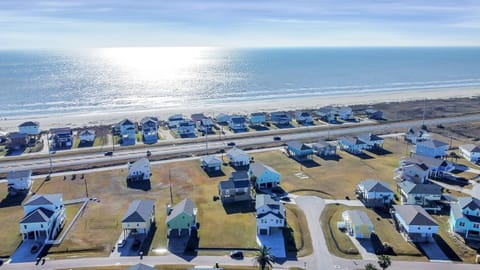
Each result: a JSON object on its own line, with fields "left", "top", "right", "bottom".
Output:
{"left": 1, "top": 47, "right": 480, "bottom": 118}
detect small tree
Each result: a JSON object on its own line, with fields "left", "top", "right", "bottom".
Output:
{"left": 254, "top": 246, "right": 274, "bottom": 270}
{"left": 365, "top": 263, "right": 378, "bottom": 270}
{"left": 378, "top": 255, "right": 391, "bottom": 270}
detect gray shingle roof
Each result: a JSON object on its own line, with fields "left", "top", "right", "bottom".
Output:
{"left": 406, "top": 154, "right": 448, "bottom": 169}
{"left": 219, "top": 171, "right": 250, "bottom": 190}
{"left": 458, "top": 197, "right": 480, "bottom": 211}
{"left": 119, "top": 119, "right": 135, "bottom": 126}
{"left": 201, "top": 155, "right": 221, "bottom": 165}
{"left": 20, "top": 207, "right": 54, "bottom": 224}
{"left": 24, "top": 194, "right": 62, "bottom": 206}
{"left": 49, "top": 127, "right": 72, "bottom": 135}
{"left": 359, "top": 179, "right": 393, "bottom": 193}
{"left": 343, "top": 210, "right": 373, "bottom": 227}
{"left": 357, "top": 133, "right": 383, "bottom": 143}
{"left": 166, "top": 198, "right": 195, "bottom": 223}
{"left": 287, "top": 141, "right": 312, "bottom": 151}
{"left": 7, "top": 169, "right": 32, "bottom": 179}
{"left": 460, "top": 144, "right": 480, "bottom": 153}
{"left": 417, "top": 139, "right": 449, "bottom": 148}
{"left": 339, "top": 136, "right": 365, "bottom": 146}
{"left": 230, "top": 116, "right": 246, "bottom": 124}
{"left": 398, "top": 181, "right": 442, "bottom": 195}
{"left": 393, "top": 205, "right": 438, "bottom": 226}
{"left": 79, "top": 129, "right": 95, "bottom": 136}
{"left": 122, "top": 200, "right": 155, "bottom": 223}
{"left": 227, "top": 147, "right": 249, "bottom": 159}
{"left": 256, "top": 194, "right": 285, "bottom": 219}
{"left": 18, "top": 121, "right": 39, "bottom": 127}
{"left": 249, "top": 162, "right": 278, "bottom": 178}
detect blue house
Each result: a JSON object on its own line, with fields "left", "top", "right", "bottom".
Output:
{"left": 229, "top": 115, "right": 247, "bottom": 132}
{"left": 248, "top": 162, "right": 281, "bottom": 189}
{"left": 294, "top": 111, "right": 313, "bottom": 125}
{"left": 286, "top": 141, "right": 314, "bottom": 161}
{"left": 177, "top": 120, "right": 196, "bottom": 137}
{"left": 269, "top": 111, "right": 291, "bottom": 126}
{"left": 167, "top": 114, "right": 184, "bottom": 129}
{"left": 357, "top": 133, "right": 384, "bottom": 149}
{"left": 316, "top": 107, "right": 337, "bottom": 123}
{"left": 338, "top": 107, "right": 353, "bottom": 120}
{"left": 50, "top": 128, "right": 73, "bottom": 150}
{"left": 117, "top": 119, "right": 136, "bottom": 146}
{"left": 450, "top": 197, "right": 480, "bottom": 240}
{"left": 338, "top": 136, "right": 368, "bottom": 154}
{"left": 141, "top": 117, "right": 159, "bottom": 144}
{"left": 365, "top": 108, "right": 383, "bottom": 120}
{"left": 249, "top": 112, "right": 266, "bottom": 126}
{"left": 414, "top": 139, "right": 449, "bottom": 158}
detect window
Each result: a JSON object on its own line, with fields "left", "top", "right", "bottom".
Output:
{"left": 24, "top": 225, "right": 27, "bottom": 229}
{"left": 474, "top": 224, "right": 480, "bottom": 229}
{"left": 41, "top": 224, "right": 43, "bottom": 228}
{"left": 417, "top": 227, "right": 421, "bottom": 230}
{"left": 459, "top": 222, "right": 465, "bottom": 227}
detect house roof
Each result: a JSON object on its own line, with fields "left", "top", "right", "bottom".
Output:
{"left": 256, "top": 194, "right": 285, "bottom": 219}
{"left": 287, "top": 141, "right": 312, "bottom": 151}
{"left": 166, "top": 198, "right": 195, "bottom": 223}
{"left": 141, "top": 117, "right": 158, "bottom": 126}
{"left": 8, "top": 132, "right": 28, "bottom": 139}
{"left": 219, "top": 171, "right": 250, "bottom": 190}
{"left": 249, "top": 162, "right": 278, "bottom": 178}
{"left": 458, "top": 197, "right": 480, "bottom": 211}
{"left": 126, "top": 263, "right": 157, "bottom": 270}
{"left": 179, "top": 120, "right": 194, "bottom": 127}
{"left": 118, "top": 119, "right": 135, "bottom": 126}
{"left": 18, "top": 121, "right": 39, "bottom": 127}
{"left": 398, "top": 181, "right": 442, "bottom": 195}
{"left": 230, "top": 116, "right": 246, "bottom": 124}
{"left": 122, "top": 200, "right": 155, "bottom": 223}
{"left": 357, "top": 133, "right": 383, "bottom": 143}
{"left": 49, "top": 127, "right": 72, "bottom": 135}
{"left": 191, "top": 113, "right": 207, "bottom": 122}
{"left": 416, "top": 139, "right": 449, "bottom": 148}
{"left": 251, "top": 112, "right": 265, "bottom": 117}
{"left": 407, "top": 127, "right": 427, "bottom": 136}
{"left": 405, "top": 154, "right": 449, "bottom": 169}
{"left": 270, "top": 111, "right": 288, "bottom": 117}
{"left": 365, "top": 108, "right": 381, "bottom": 114}
{"left": 451, "top": 202, "right": 464, "bottom": 220}
{"left": 404, "top": 163, "right": 429, "bottom": 172}
{"left": 128, "top": 158, "right": 150, "bottom": 172}
{"left": 7, "top": 169, "right": 32, "bottom": 179}
{"left": 24, "top": 194, "right": 62, "bottom": 206}
{"left": 312, "top": 140, "right": 334, "bottom": 148}
{"left": 227, "top": 147, "right": 249, "bottom": 160}
{"left": 460, "top": 144, "right": 480, "bottom": 153}
{"left": 338, "top": 136, "right": 365, "bottom": 146}
{"left": 317, "top": 106, "right": 337, "bottom": 114}
{"left": 343, "top": 210, "right": 373, "bottom": 227}
{"left": 168, "top": 114, "right": 184, "bottom": 121}
{"left": 338, "top": 107, "right": 352, "bottom": 113}
{"left": 393, "top": 205, "right": 438, "bottom": 226}
{"left": 201, "top": 155, "right": 221, "bottom": 165}
{"left": 257, "top": 210, "right": 285, "bottom": 219}
{"left": 79, "top": 129, "right": 95, "bottom": 136}
{"left": 359, "top": 179, "right": 393, "bottom": 193}
{"left": 20, "top": 207, "right": 54, "bottom": 224}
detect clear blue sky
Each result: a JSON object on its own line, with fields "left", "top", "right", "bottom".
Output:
{"left": 1, "top": 0, "right": 479, "bottom": 48}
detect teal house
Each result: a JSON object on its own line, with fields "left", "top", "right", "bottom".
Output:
{"left": 450, "top": 197, "right": 480, "bottom": 240}
{"left": 166, "top": 198, "right": 197, "bottom": 236}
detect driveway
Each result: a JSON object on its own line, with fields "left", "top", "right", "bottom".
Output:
{"left": 418, "top": 242, "right": 451, "bottom": 262}
{"left": 9, "top": 239, "right": 44, "bottom": 263}
{"left": 256, "top": 228, "right": 286, "bottom": 259}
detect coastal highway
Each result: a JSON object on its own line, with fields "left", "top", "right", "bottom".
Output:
{"left": 2, "top": 113, "right": 480, "bottom": 174}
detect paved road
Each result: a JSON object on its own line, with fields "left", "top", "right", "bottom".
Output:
{"left": 3, "top": 113, "right": 480, "bottom": 174}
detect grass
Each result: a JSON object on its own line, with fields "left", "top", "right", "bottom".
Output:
{"left": 63, "top": 265, "right": 258, "bottom": 270}
{"left": 73, "top": 137, "right": 106, "bottom": 148}
{"left": 0, "top": 183, "right": 24, "bottom": 257}
{"left": 0, "top": 145, "right": 6, "bottom": 157}
{"left": 284, "top": 204, "right": 313, "bottom": 257}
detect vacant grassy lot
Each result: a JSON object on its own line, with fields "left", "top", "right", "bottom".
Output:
{"left": 0, "top": 183, "right": 24, "bottom": 257}
{"left": 63, "top": 266, "right": 258, "bottom": 270}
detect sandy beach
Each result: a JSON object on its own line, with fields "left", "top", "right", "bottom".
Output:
{"left": 1, "top": 86, "right": 480, "bottom": 132}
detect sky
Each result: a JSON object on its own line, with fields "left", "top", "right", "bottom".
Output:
{"left": 0, "top": 0, "right": 480, "bottom": 49}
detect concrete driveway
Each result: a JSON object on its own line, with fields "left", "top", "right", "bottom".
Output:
{"left": 256, "top": 228, "right": 286, "bottom": 259}
{"left": 9, "top": 239, "right": 44, "bottom": 263}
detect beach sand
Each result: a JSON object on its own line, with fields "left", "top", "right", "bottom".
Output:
{"left": 1, "top": 87, "right": 480, "bottom": 132}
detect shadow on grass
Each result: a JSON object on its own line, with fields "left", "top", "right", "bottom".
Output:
{"left": 140, "top": 224, "right": 157, "bottom": 255}
{"left": 372, "top": 207, "right": 392, "bottom": 219}
{"left": 371, "top": 233, "right": 396, "bottom": 255}
{"left": 168, "top": 229, "right": 199, "bottom": 261}
{"left": 319, "top": 154, "right": 342, "bottom": 162}
{"left": 180, "top": 134, "right": 197, "bottom": 139}
{"left": 6, "top": 147, "right": 26, "bottom": 156}
{"left": 283, "top": 227, "right": 298, "bottom": 259}
{"left": 249, "top": 125, "right": 269, "bottom": 131}
{"left": 274, "top": 123, "right": 295, "bottom": 129}
{"left": 126, "top": 180, "right": 151, "bottom": 191}
{"left": 348, "top": 151, "right": 374, "bottom": 160}
{"left": 222, "top": 200, "right": 255, "bottom": 215}
{"left": 230, "top": 164, "right": 250, "bottom": 172}
{"left": 295, "top": 159, "right": 320, "bottom": 168}
{"left": 203, "top": 169, "right": 225, "bottom": 178}
{"left": 366, "top": 147, "right": 392, "bottom": 156}
{"left": 78, "top": 141, "right": 94, "bottom": 148}
{"left": 431, "top": 234, "right": 462, "bottom": 261}
{"left": 0, "top": 192, "right": 27, "bottom": 208}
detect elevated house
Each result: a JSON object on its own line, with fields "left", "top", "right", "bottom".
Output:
{"left": 355, "top": 179, "right": 394, "bottom": 207}
{"left": 191, "top": 113, "right": 207, "bottom": 123}
{"left": 167, "top": 114, "right": 184, "bottom": 129}
{"left": 18, "top": 121, "right": 40, "bottom": 136}
{"left": 397, "top": 181, "right": 442, "bottom": 211}
{"left": 256, "top": 194, "right": 285, "bottom": 235}
{"left": 248, "top": 162, "right": 281, "bottom": 189}
{"left": 269, "top": 111, "right": 291, "bottom": 126}
{"left": 6, "top": 132, "right": 29, "bottom": 150}
{"left": 50, "top": 128, "right": 73, "bottom": 149}
{"left": 141, "top": 117, "right": 159, "bottom": 144}
{"left": 450, "top": 197, "right": 480, "bottom": 240}
{"left": 405, "top": 127, "right": 429, "bottom": 144}
{"left": 414, "top": 139, "right": 449, "bottom": 158}
{"left": 392, "top": 205, "right": 438, "bottom": 243}
{"left": 191, "top": 113, "right": 214, "bottom": 133}
{"left": 394, "top": 162, "right": 429, "bottom": 184}
{"left": 338, "top": 107, "right": 353, "bottom": 120}
{"left": 116, "top": 119, "right": 136, "bottom": 146}
{"left": 177, "top": 120, "right": 196, "bottom": 137}
{"left": 215, "top": 113, "right": 231, "bottom": 124}
{"left": 228, "top": 115, "right": 247, "bottom": 132}
{"left": 316, "top": 106, "right": 337, "bottom": 123}
{"left": 218, "top": 171, "right": 252, "bottom": 203}
{"left": 127, "top": 158, "right": 151, "bottom": 181}
{"left": 226, "top": 147, "right": 250, "bottom": 167}
{"left": 200, "top": 155, "right": 222, "bottom": 172}
{"left": 342, "top": 210, "right": 374, "bottom": 239}
{"left": 337, "top": 136, "right": 368, "bottom": 154}
{"left": 286, "top": 141, "right": 314, "bottom": 161}
{"left": 399, "top": 154, "right": 454, "bottom": 179}
{"left": 364, "top": 108, "right": 383, "bottom": 120}
{"left": 7, "top": 170, "right": 32, "bottom": 195}
{"left": 20, "top": 194, "right": 66, "bottom": 241}
{"left": 249, "top": 112, "right": 266, "bottom": 126}
{"left": 121, "top": 200, "right": 155, "bottom": 238}
{"left": 312, "top": 140, "right": 336, "bottom": 157}
{"left": 294, "top": 111, "right": 313, "bottom": 125}
{"left": 459, "top": 144, "right": 480, "bottom": 163}
{"left": 357, "top": 133, "right": 384, "bottom": 149}
{"left": 78, "top": 129, "right": 96, "bottom": 143}
{"left": 166, "top": 198, "right": 197, "bottom": 236}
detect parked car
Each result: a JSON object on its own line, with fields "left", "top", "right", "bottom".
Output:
{"left": 117, "top": 239, "right": 126, "bottom": 248}
{"left": 104, "top": 151, "right": 113, "bottom": 156}
{"left": 227, "top": 142, "right": 236, "bottom": 147}
{"left": 132, "top": 239, "right": 141, "bottom": 250}
{"left": 31, "top": 242, "right": 41, "bottom": 253}
{"left": 230, "top": 250, "right": 243, "bottom": 259}
{"left": 146, "top": 150, "right": 152, "bottom": 157}
{"left": 273, "top": 136, "right": 282, "bottom": 141}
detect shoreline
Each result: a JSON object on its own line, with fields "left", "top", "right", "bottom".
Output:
{"left": 1, "top": 86, "right": 480, "bottom": 132}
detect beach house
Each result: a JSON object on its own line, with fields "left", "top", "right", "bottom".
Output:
{"left": 78, "top": 129, "right": 96, "bottom": 144}
{"left": 355, "top": 179, "right": 394, "bottom": 207}
{"left": 127, "top": 158, "right": 151, "bottom": 181}
{"left": 450, "top": 197, "right": 480, "bottom": 240}
{"left": 399, "top": 154, "right": 454, "bottom": 179}
{"left": 7, "top": 169, "right": 32, "bottom": 195}
{"left": 191, "top": 113, "right": 214, "bottom": 134}
{"left": 177, "top": 120, "right": 196, "bottom": 137}
{"left": 256, "top": 194, "right": 285, "bottom": 235}
{"left": 405, "top": 127, "right": 429, "bottom": 144}
{"left": 394, "top": 162, "right": 429, "bottom": 184}
{"left": 338, "top": 107, "right": 353, "bottom": 120}
{"left": 226, "top": 147, "right": 250, "bottom": 167}
{"left": 392, "top": 205, "right": 438, "bottom": 243}
{"left": 215, "top": 113, "right": 231, "bottom": 124}
{"left": 6, "top": 132, "right": 29, "bottom": 150}
{"left": 50, "top": 128, "right": 73, "bottom": 149}
{"left": 414, "top": 139, "right": 449, "bottom": 158}
{"left": 337, "top": 136, "right": 368, "bottom": 154}
{"left": 341, "top": 210, "right": 374, "bottom": 239}
{"left": 269, "top": 111, "right": 291, "bottom": 126}
{"left": 294, "top": 111, "right": 313, "bottom": 125}
{"left": 200, "top": 155, "right": 222, "bottom": 172}
{"left": 459, "top": 144, "right": 480, "bottom": 163}
{"left": 168, "top": 114, "right": 184, "bottom": 129}
{"left": 357, "top": 133, "right": 384, "bottom": 149}
{"left": 312, "top": 140, "right": 337, "bottom": 157}
{"left": 364, "top": 108, "right": 383, "bottom": 120}
{"left": 20, "top": 193, "right": 66, "bottom": 241}
{"left": 116, "top": 119, "right": 136, "bottom": 146}
{"left": 316, "top": 106, "right": 337, "bottom": 123}
{"left": 141, "top": 117, "right": 159, "bottom": 144}
{"left": 166, "top": 198, "right": 197, "bottom": 236}
{"left": 121, "top": 200, "right": 155, "bottom": 238}
{"left": 218, "top": 171, "right": 252, "bottom": 203}
{"left": 249, "top": 112, "right": 266, "bottom": 126}
{"left": 286, "top": 141, "right": 314, "bottom": 161}
{"left": 18, "top": 121, "right": 40, "bottom": 136}
{"left": 248, "top": 162, "right": 281, "bottom": 189}
{"left": 228, "top": 115, "right": 247, "bottom": 132}
{"left": 397, "top": 181, "right": 442, "bottom": 211}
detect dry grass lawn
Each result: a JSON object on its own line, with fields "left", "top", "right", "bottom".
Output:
{"left": 62, "top": 266, "right": 258, "bottom": 270}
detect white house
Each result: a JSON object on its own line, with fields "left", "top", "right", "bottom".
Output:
{"left": 228, "top": 115, "right": 247, "bottom": 131}
{"left": 357, "top": 133, "right": 384, "bottom": 149}
{"left": 337, "top": 136, "right": 368, "bottom": 154}
{"left": 450, "top": 197, "right": 480, "bottom": 240}
{"left": 393, "top": 205, "right": 438, "bottom": 243}
{"left": 7, "top": 170, "right": 32, "bottom": 194}
{"left": 78, "top": 129, "right": 96, "bottom": 143}
{"left": 414, "top": 139, "right": 449, "bottom": 158}
{"left": 127, "top": 158, "right": 151, "bottom": 181}
{"left": 342, "top": 210, "right": 374, "bottom": 239}
{"left": 18, "top": 121, "right": 40, "bottom": 136}
{"left": 201, "top": 155, "right": 222, "bottom": 172}
{"left": 405, "top": 127, "right": 429, "bottom": 144}
{"left": 397, "top": 181, "right": 442, "bottom": 211}
{"left": 459, "top": 144, "right": 480, "bottom": 163}
{"left": 121, "top": 200, "right": 155, "bottom": 238}
{"left": 394, "top": 163, "right": 429, "bottom": 184}
{"left": 355, "top": 179, "right": 394, "bottom": 207}
{"left": 20, "top": 194, "right": 66, "bottom": 241}
{"left": 256, "top": 194, "right": 285, "bottom": 235}
{"left": 399, "top": 154, "right": 454, "bottom": 179}
{"left": 226, "top": 147, "right": 250, "bottom": 167}
{"left": 338, "top": 107, "right": 353, "bottom": 120}
{"left": 248, "top": 162, "right": 281, "bottom": 189}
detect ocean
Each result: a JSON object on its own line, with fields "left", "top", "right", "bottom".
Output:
{"left": 1, "top": 47, "right": 480, "bottom": 118}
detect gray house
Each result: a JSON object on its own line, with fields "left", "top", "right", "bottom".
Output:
{"left": 397, "top": 181, "right": 442, "bottom": 211}
{"left": 121, "top": 200, "right": 156, "bottom": 238}
{"left": 201, "top": 155, "right": 222, "bottom": 172}
{"left": 312, "top": 140, "right": 336, "bottom": 157}
{"left": 218, "top": 171, "right": 252, "bottom": 203}
{"left": 356, "top": 179, "right": 394, "bottom": 207}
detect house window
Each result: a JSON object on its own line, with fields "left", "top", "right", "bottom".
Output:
{"left": 474, "top": 224, "right": 480, "bottom": 229}
{"left": 24, "top": 225, "right": 27, "bottom": 229}
{"left": 428, "top": 227, "right": 431, "bottom": 230}
{"left": 41, "top": 224, "right": 43, "bottom": 228}
{"left": 459, "top": 222, "right": 465, "bottom": 227}
{"left": 417, "top": 227, "right": 421, "bottom": 230}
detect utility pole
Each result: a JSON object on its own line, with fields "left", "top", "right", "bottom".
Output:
{"left": 422, "top": 98, "right": 426, "bottom": 128}
{"left": 47, "top": 137, "right": 53, "bottom": 175}
{"left": 205, "top": 129, "right": 208, "bottom": 156}
{"left": 169, "top": 168, "right": 174, "bottom": 205}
